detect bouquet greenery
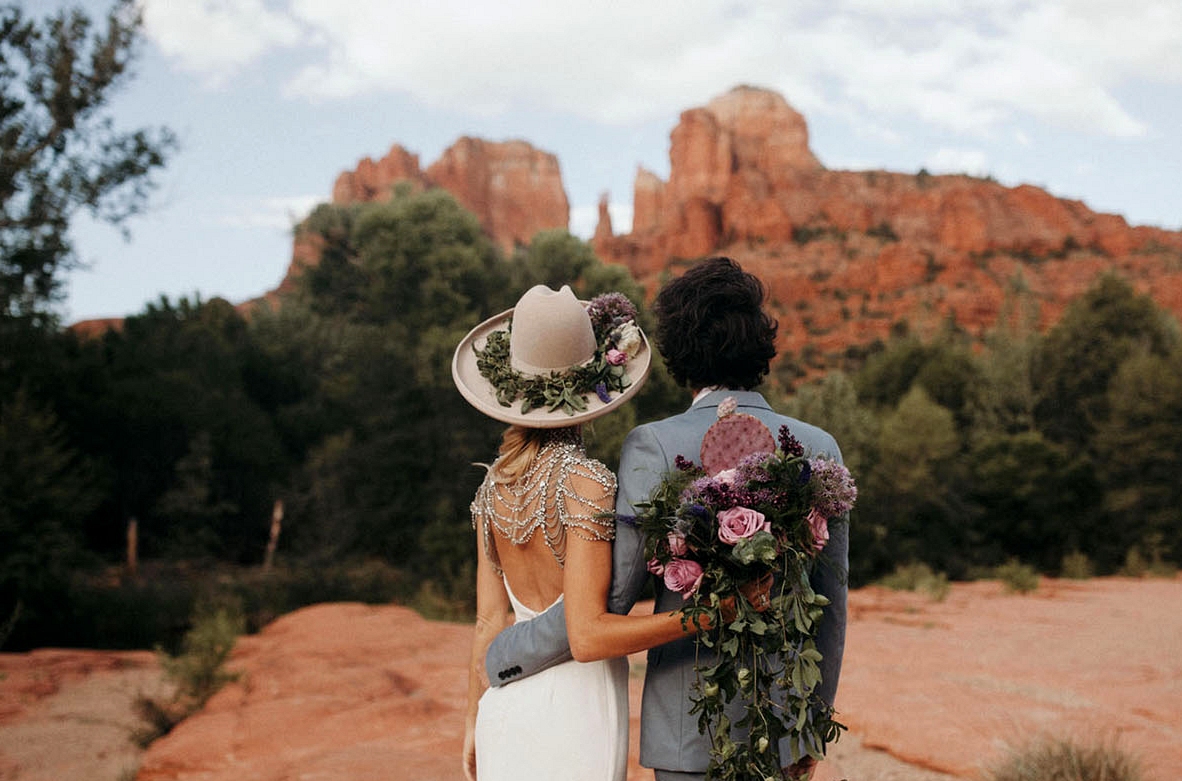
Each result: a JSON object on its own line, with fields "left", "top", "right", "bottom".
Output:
{"left": 633, "top": 399, "right": 855, "bottom": 780}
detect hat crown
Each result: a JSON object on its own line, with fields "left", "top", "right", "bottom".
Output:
{"left": 509, "top": 285, "right": 596, "bottom": 375}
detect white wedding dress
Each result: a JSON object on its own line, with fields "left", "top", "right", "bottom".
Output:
{"left": 475, "top": 582, "right": 629, "bottom": 781}
{"left": 471, "top": 433, "right": 630, "bottom": 781}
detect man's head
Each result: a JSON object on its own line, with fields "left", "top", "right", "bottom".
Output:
{"left": 653, "top": 256, "right": 778, "bottom": 390}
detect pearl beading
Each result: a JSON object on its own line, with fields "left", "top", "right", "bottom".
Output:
{"left": 471, "top": 438, "right": 617, "bottom": 576}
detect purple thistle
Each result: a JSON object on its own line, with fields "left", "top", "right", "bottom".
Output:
{"left": 616, "top": 513, "right": 639, "bottom": 527}
{"left": 808, "top": 458, "right": 858, "bottom": 518}
{"left": 779, "top": 425, "right": 805, "bottom": 457}
{"left": 674, "top": 454, "right": 698, "bottom": 472}
{"left": 586, "top": 292, "right": 639, "bottom": 336}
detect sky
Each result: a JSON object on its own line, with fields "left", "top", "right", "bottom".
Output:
{"left": 61, "top": 0, "right": 1182, "bottom": 322}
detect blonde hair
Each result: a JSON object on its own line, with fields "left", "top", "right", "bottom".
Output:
{"left": 492, "top": 425, "right": 579, "bottom": 483}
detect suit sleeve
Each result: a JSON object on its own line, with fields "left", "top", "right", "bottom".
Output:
{"left": 608, "top": 424, "right": 666, "bottom": 615}
{"left": 484, "top": 424, "right": 667, "bottom": 687}
{"left": 483, "top": 598, "right": 574, "bottom": 687}
{"left": 812, "top": 432, "right": 848, "bottom": 710}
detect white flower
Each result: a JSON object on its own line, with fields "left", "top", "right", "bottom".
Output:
{"left": 613, "top": 321, "right": 643, "bottom": 359}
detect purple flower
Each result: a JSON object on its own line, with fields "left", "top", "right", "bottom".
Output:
{"left": 778, "top": 425, "right": 805, "bottom": 457}
{"left": 595, "top": 382, "right": 612, "bottom": 403}
{"left": 605, "top": 348, "right": 627, "bottom": 366}
{"left": 808, "top": 458, "right": 858, "bottom": 519}
{"left": 674, "top": 455, "right": 698, "bottom": 472}
{"left": 586, "top": 292, "right": 639, "bottom": 336}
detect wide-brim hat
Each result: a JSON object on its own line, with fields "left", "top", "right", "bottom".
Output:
{"left": 452, "top": 285, "right": 652, "bottom": 428}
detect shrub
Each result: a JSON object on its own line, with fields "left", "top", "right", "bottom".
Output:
{"left": 984, "top": 736, "right": 1142, "bottom": 781}
{"left": 1119, "top": 538, "right": 1177, "bottom": 578}
{"left": 878, "top": 562, "right": 950, "bottom": 601}
{"left": 1060, "top": 551, "right": 1094, "bottom": 580}
{"left": 133, "top": 600, "right": 245, "bottom": 747}
{"left": 996, "top": 559, "right": 1040, "bottom": 594}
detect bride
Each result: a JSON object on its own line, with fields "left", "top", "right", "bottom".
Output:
{"left": 453, "top": 284, "right": 704, "bottom": 781}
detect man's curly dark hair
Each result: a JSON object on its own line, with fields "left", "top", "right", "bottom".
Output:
{"left": 653, "top": 256, "right": 778, "bottom": 390}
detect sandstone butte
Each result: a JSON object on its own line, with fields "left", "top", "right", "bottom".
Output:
{"left": 2, "top": 577, "right": 1179, "bottom": 781}
{"left": 231, "top": 83, "right": 1182, "bottom": 374}
{"left": 70, "top": 85, "right": 1182, "bottom": 366}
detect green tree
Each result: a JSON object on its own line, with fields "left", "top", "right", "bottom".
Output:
{"left": 0, "top": 387, "right": 101, "bottom": 647}
{"left": 966, "top": 431, "right": 1098, "bottom": 571}
{"left": 0, "top": 0, "right": 175, "bottom": 326}
{"left": 1034, "top": 274, "right": 1179, "bottom": 449}
{"left": 867, "top": 386, "right": 974, "bottom": 577}
{"left": 1094, "top": 347, "right": 1182, "bottom": 566}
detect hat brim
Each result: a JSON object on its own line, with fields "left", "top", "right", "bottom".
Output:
{"left": 452, "top": 305, "right": 652, "bottom": 428}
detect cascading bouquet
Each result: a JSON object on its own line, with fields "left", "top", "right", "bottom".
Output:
{"left": 634, "top": 398, "right": 856, "bottom": 781}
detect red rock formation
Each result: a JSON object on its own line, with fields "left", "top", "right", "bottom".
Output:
{"left": 115, "top": 577, "right": 1182, "bottom": 781}
{"left": 425, "top": 137, "right": 569, "bottom": 253}
{"left": 330, "top": 144, "right": 425, "bottom": 204}
{"left": 593, "top": 85, "right": 1182, "bottom": 369}
{"left": 72, "top": 84, "right": 1182, "bottom": 369}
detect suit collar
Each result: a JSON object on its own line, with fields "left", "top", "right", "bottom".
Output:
{"left": 689, "top": 389, "right": 772, "bottom": 412}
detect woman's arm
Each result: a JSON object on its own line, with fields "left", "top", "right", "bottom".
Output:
{"left": 464, "top": 527, "right": 511, "bottom": 781}
{"left": 563, "top": 474, "right": 703, "bottom": 663}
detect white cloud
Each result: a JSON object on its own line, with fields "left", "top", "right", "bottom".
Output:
{"left": 216, "top": 195, "right": 322, "bottom": 231}
{"left": 925, "top": 147, "right": 991, "bottom": 177}
{"left": 140, "top": 0, "right": 1180, "bottom": 139}
{"left": 141, "top": 0, "right": 304, "bottom": 82}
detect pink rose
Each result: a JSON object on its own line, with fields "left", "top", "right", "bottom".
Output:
{"left": 806, "top": 507, "right": 829, "bottom": 553}
{"left": 667, "top": 531, "right": 688, "bottom": 556}
{"left": 717, "top": 506, "right": 770, "bottom": 545}
{"left": 663, "top": 558, "right": 704, "bottom": 596}
{"left": 605, "top": 348, "right": 627, "bottom": 366}
{"left": 646, "top": 557, "right": 665, "bottom": 576}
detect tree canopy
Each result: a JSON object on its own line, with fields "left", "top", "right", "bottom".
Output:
{"left": 0, "top": 0, "right": 174, "bottom": 326}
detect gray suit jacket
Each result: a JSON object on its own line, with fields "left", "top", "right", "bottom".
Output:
{"left": 484, "top": 390, "right": 849, "bottom": 773}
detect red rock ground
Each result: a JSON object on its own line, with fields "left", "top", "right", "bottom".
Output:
{"left": 1, "top": 577, "right": 1178, "bottom": 781}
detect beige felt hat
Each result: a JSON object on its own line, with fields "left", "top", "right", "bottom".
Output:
{"left": 452, "top": 285, "right": 651, "bottom": 428}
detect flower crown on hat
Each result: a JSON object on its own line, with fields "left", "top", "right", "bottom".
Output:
{"left": 474, "top": 292, "right": 644, "bottom": 417}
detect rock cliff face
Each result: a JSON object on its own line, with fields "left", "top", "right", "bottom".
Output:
{"left": 276, "top": 137, "right": 569, "bottom": 296}
{"left": 591, "top": 85, "right": 1182, "bottom": 367}
{"left": 324, "top": 137, "right": 566, "bottom": 253}
{"left": 84, "top": 84, "right": 1179, "bottom": 370}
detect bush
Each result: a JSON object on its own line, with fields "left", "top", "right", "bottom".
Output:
{"left": 133, "top": 600, "right": 245, "bottom": 746}
{"left": 1119, "top": 539, "right": 1177, "bottom": 579}
{"left": 996, "top": 559, "right": 1040, "bottom": 594}
{"left": 878, "top": 562, "right": 950, "bottom": 601}
{"left": 1060, "top": 551, "right": 1094, "bottom": 580}
{"left": 984, "top": 736, "right": 1142, "bottom": 781}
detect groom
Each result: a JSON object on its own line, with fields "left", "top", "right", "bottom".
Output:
{"left": 485, "top": 256, "right": 849, "bottom": 780}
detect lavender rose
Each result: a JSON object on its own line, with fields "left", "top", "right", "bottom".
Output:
{"left": 717, "top": 506, "right": 770, "bottom": 545}
{"left": 667, "top": 531, "right": 688, "bottom": 556}
{"left": 605, "top": 348, "right": 627, "bottom": 366}
{"left": 664, "top": 558, "right": 704, "bottom": 596}
{"left": 806, "top": 506, "right": 830, "bottom": 553}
